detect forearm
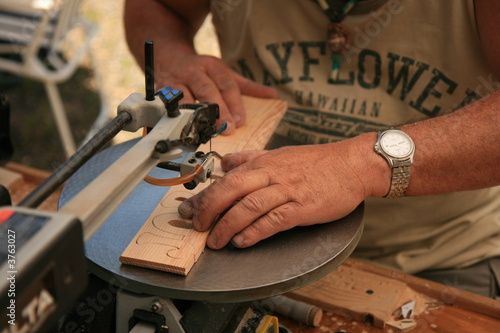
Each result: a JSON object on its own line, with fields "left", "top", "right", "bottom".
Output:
{"left": 123, "top": 0, "right": 208, "bottom": 72}
{"left": 361, "top": 91, "right": 500, "bottom": 197}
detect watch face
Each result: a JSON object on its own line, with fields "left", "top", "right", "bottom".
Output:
{"left": 380, "top": 131, "right": 413, "bottom": 158}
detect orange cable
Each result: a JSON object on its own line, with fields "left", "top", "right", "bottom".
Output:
{"left": 144, "top": 165, "right": 203, "bottom": 186}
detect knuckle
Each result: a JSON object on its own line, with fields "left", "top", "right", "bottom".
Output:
{"left": 219, "top": 172, "right": 246, "bottom": 191}
{"left": 203, "top": 55, "right": 229, "bottom": 69}
{"left": 216, "top": 76, "right": 238, "bottom": 92}
{"left": 214, "top": 215, "right": 233, "bottom": 232}
{"left": 198, "top": 55, "right": 217, "bottom": 65}
{"left": 243, "top": 220, "right": 266, "bottom": 238}
{"left": 292, "top": 189, "right": 309, "bottom": 205}
{"left": 266, "top": 208, "right": 288, "bottom": 230}
{"left": 239, "top": 194, "right": 266, "bottom": 213}
{"left": 196, "top": 82, "right": 215, "bottom": 97}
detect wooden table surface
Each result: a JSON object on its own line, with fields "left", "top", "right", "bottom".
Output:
{"left": 3, "top": 162, "right": 61, "bottom": 210}
{"left": 281, "top": 258, "right": 500, "bottom": 332}
{"left": 279, "top": 304, "right": 500, "bottom": 333}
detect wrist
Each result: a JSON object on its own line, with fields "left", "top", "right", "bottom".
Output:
{"left": 349, "top": 132, "right": 392, "bottom": 198}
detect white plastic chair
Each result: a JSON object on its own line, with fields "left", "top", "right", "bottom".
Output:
{"left": 0, "top": 0, "right": 109, "bottom": 158}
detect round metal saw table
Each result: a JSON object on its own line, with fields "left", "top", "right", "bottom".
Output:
{"left": 59, "top": 139, "right": 364, "bottom": 303}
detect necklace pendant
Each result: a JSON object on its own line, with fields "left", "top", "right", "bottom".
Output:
{"left": 327, "top": 22, "right": 351, "bottom": 54}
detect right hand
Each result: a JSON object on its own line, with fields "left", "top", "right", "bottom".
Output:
{"left": 156, "top": 54, "right": 279, "bottom": 134}
{"left": 178, "top": 133, "right": 389, "bottom": 249}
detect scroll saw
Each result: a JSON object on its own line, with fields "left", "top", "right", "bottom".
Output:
{"left": 0, "top": 41, "right": 364, "bottom": 332}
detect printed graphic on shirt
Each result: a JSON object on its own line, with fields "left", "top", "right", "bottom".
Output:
{"left": 233, "top": 42, "right": 487, "bottom": 143}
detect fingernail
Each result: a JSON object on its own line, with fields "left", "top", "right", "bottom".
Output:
{"left": 178, "top": 200, "right": 193, "bottom": 218}
{"left": 208, "top": 232, "right": 217, "bottom": 248}
{"left": 233, "top": 113, "right": 242, "bottom": 125}
{"left": 232, "top": 234, "right": 244, "bottom": 247}
{"left": 223, "top": 121, "right": 234, "bottom": 134}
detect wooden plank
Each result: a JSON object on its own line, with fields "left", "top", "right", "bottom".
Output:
{"left": 286, "top": 264, "right": 430, "bottom": 328}
{"left": 5, "top": 162, "right": 53, "bottom": 184}
{"left": 344, "top": 258, "right": 500, "bottom": 320}
{"left": 0, "top": 166, "right": 23, "bottom": 190}
{"left": 3, "top": 162, "right": 61, "bottom": 211}
{"left": 286, "top": 259, "right": 500, "bottom": 331}
{"left": 279, "top": 300, "right": 500, "bottom": 333}
{"left": 119, "top": 96, "right": 287, "bottom": 275}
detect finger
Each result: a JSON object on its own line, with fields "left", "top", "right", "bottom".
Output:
{"left": 231, "top": 201, "right": 302, "bottom": 248}
{"left": 207, "top": 185, "right": 290, "bottom": 249}
{"left": 178, "top": 169, "right": 270, "bottom": 231}
{"left": 181, "top": 89, "right": 195, "bottom": 103}
{"left": 186, "top": 73, "right": 235, "bottom": 133}
{"left": 207, "top": 67, "right": 247, "bottom": 129}
{"left": 234, "top": 75, "right": 280, "bottom": 99}
{"left": 201, "top": 67, "right": 246, "bottom": 134}
{"left": 188, "top": 68, "right": 239, "bottom": 134}
{"left": 160, "top": 83, "right": 235, "bottom": 137}
{"left": 222, "top": 150, "right": 267, "bottom": 171}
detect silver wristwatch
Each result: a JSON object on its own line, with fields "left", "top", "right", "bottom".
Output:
{"left": 374, "top": 129, "right": 415, "bottom": 198}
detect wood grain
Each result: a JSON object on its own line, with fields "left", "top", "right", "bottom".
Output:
{"left": 119, "top": 96, "right": 287, "bottom": 275}
{"left": 286, "top": 265, "right": 419, "bottom": 328}
{"left": 285, "top": 259, "right": 500, "bottom": 331}
{"left": 344, "top": 258, "right": 500, "bottom": 320}
{"left": 0, "top": 166, "right": 23, "bottom": 190}
{"left": 3, "top": 162, "right": 61, "bottom": 211}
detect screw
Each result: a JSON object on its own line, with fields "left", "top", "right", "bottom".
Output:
{"left": 184, "top": 181, "right": 198, "bottom": 190}
{"left": 151, "top": 300, "right": 162, "bottom": 312}
{"left": 155, "top": 140, "right": 170, "bottom": 153}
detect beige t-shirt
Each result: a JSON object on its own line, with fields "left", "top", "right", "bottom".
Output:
{"left": 211, "top": 0, "right": 500, "bottom": 273}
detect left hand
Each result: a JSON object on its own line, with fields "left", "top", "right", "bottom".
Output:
{"left": 178, "top": 136, "right": 386, "bottom": 249}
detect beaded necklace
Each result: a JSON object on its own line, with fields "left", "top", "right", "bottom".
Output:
{"left": 315, "top": 0, "right": 358, "bottom": 82}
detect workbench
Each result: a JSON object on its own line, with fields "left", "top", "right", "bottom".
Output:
{"left": 3, "top": 163, "right": 500, "bottom": 333}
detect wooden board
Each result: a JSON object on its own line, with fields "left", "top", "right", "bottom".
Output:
{"left": 344, "top": 258, "right": 500, "bottom": 320}
{"left": 119, "top": 96, "right": 287, "bottom": 275}
{"left": 3, "top": 162, "right": 61, "bottom": 211}
{"left": 283, "top": 259, "right": 500, "bottom": 332}
{"left": 0, "top": 166, "right": 23, "bottom": 190}
{"left": 286, "top": 264, "right": 433, "bottom": 328}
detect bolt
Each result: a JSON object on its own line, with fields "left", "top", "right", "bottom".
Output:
{"left": 184, "top": 180, "right": 198, "bottom": 190}
{"left": 155, "top": 140, "right": 170, "bottom": 153}
{"left": 151, "top": 300, "right": 162, "bottom": 312}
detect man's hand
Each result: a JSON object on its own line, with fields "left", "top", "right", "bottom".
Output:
{"left": 178, "top": 134, "right": 388, "bottom": 249}
{"left": 155, "top": 54, "right": 279, "bottom": 134}
{"left": 124, "top": 0, "right": 279, "bottom": 135}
